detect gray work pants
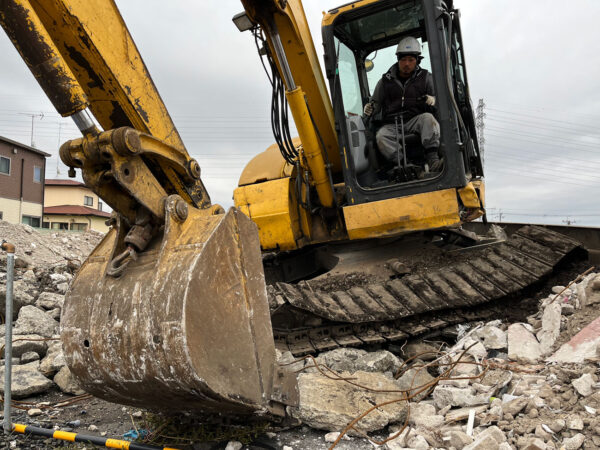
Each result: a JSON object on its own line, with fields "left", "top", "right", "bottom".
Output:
{"left": 375, "top": 113, "right": 440, "bottom": 162}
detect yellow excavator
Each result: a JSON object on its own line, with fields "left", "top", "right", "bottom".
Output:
{"left": 3, "top": 0, "right": 581, "bottom": 419}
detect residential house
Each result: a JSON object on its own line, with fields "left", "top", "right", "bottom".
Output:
{"left": 43, "top": 179, "right": 111, "bottom": 232}
{"left": 0, "top": 135, "right": 50, "bottom": 226}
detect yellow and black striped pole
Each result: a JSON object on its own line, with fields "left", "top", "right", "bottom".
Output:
{"left": 13, "top": 423, "right": 180, "bottom": 450}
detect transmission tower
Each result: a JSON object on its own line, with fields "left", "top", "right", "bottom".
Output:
{"left": 476, "top": 99, "right": 486, "bottom": 166}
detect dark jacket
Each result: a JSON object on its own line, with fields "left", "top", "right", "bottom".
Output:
{"left": 370, "top": 64, "right": 435, "bottom": 123}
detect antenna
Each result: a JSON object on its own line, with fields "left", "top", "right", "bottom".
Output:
{"left": 56, "top": 122, "right": 62, "bottom": 176}
{"left": 18, "top": 112, "right": 44, "bottom": 147}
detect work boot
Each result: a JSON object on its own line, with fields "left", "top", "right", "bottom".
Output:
{"left": 425, "top": 150, "right": 443, "bottom": 172}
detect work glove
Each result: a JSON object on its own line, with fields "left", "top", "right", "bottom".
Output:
{"left": 363, "top": 102, "right": 374, "bottom": 116}
{"left": 424, "top": 95, "right": 436, "bottom": 106}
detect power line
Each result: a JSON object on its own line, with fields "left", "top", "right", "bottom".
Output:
{"left": 485, "top": 144, "right": 600, "bottom": 169}
{"left": 489, "top": 102, "right": 600, "bottom": 123}
{"left": 486, "top": 115, "right": 600, "bottom": 138}
{"left": 485, "top": 152, "right": 600, "bottom": 179}
{"left": 486, "top": 132, "right": 600, "bottom": 154}
{"left": 486, "top": 125, "right": 600, "bottom": 149}
{"left": 485, "top": 158, "right": 597, "bottom": 188}
{"left": 487, "top": 107, "right": 600, "bottom": 130}
{"left": 485, "top": 154, "right": 600, "bottom": 183}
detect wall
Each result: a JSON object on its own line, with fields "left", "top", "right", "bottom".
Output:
{"left": 42, "top": 213, "right": 109, "bottom": 233}
{"left": 45, "top": 185, "right": 103, "bottom": 210}
{"left": 0, "top": 198, "right": 42, "bottom": 223}
{"left": 0, "top": 140, "right": 46, "bottom": 205}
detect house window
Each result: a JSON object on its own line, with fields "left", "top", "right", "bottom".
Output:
{"left": 22, "top": 215, "right": 41, "bottom": 227}
{"left": 70, "top": 223, "right": 88, "bottom": 232}
{"left": 42, "top": 221, "right": 50, "bottom": 228}
{"left": 51, "top": 222, "right": 69, "bottom": 230}
{"left": 0, "top": 156, "right": 10, "bottom": 175}
{"left": 0, "top": 212, "right": 3, "bottom": 220}
{"left": 33, "top": 165, "right": 42, "bottom": 183}
{"left": 98, "top": 201, "right": 103, "bottom": 211}
{"left": 84, "top": 196, "right": 93, "bottom": 207}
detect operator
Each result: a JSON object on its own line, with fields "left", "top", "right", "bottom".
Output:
{"left": 364, "top": 36, "right": 442, "bottom": 173}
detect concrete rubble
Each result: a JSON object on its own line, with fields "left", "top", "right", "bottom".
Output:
{"left": 0, "top": 222, "right": 101, "bottom": 400}
{"left": 278, "top": 268, "right": 600, "bottom": 449}
{"left": 2, "top": 221, "right": 600, "bottom": 449}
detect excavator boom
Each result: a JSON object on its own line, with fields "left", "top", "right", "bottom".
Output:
{"left": 0, "top": 0, "right": 296, "bottom": 415}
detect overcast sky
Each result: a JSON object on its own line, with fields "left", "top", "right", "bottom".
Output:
{"left": 1, "top": 0, "right": 599, "bottom": 226}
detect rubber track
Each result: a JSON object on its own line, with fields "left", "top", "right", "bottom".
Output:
{"left": 270, "top": 226, "right": 585, "bottom": 356}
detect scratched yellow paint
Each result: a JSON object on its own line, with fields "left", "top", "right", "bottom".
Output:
{"left": 234, "top": 178, "right": 302, "bottom": 250}
{"left": 457, "top": 182, "right": 481, "bottom": 208}
{"left": 343, "top": 188, "right": 461, "bottom": 240}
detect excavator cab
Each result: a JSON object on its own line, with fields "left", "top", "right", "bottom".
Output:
{"left": 322, "top": 0, "right": 484, "bottom": 204}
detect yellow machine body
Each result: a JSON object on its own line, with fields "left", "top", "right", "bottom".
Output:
{"left": 1, "top": 0, "right": 484, "bottom": 417}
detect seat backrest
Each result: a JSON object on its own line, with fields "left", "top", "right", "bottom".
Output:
{"left": 346, "top": 115, "right": 369, "bottom": 173}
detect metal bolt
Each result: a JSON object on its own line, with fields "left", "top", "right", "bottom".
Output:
{"left": 188, "top": 160, "right": 201, "bottom": 179}
{"left": 174, "top": 200, "right": 188, "bottom": 222}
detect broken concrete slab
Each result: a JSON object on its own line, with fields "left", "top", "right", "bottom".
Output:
{"left": 400, "top": 341, "right": 439, "bottom": 361}
{"left": 445, "top": 430, "right": 474, "bottom": 449}
{"left": 583, "top": 274, "right": 600, "bottom": 307}
{"left": 562, "top": 433, "right": 585, "bottom": 450}
{"left": 432, "top": 386, "right": 490, "bottom": 410}
{"left": 501, "top": 396, "right": 529, "bottom": 416}
{"left": 567, "top": 415, "right": 584, "bottom": 430}
{"left": 0, "top": 334, "right": 48, "bottom": 358}
{"left": 12, "top": 305, "right": 59, "bottom": 337}
{"left": 475, "top": 325, "right": 507, "bottom": 350}
{"left": 35, "top": 291, "right": 65, "bottom": 311}
{"left": 0, "top": 280, "right": 35, "bottom": 320}
{"left": 20, "top": 351, "right": 40, "bottom": 364}
{"left": 289, "top": 370, "right": 408, "bottom": 434}
{"left": 354, "top": 350, "right": 402, "bottom": 374}
{"left": 522, "top": 438, "right": 547, "bottom": 450}
{"left": 463, "top": 434, "right": 499, "bottom": 450}
{"left": 0, "top": 362, "right": 54, "bottom": 398}
{"left": 394, "top": 360, "right": 435, "bottom": 401}
{"left": 312, "top": 348, "right": 367, "bottom": 373}
{"left": 479, "top": 425, "right": 507, "bottom": 443}
{"left": 53, "top": 366, "right": 86, "bottom": 395}
{"left": 548, "top": 314, "right": 600, "bottom": 363}
{"left": 537, "top": 302, "right": 562, "bottom": 355}
{"left": 445, "top": 405, "right": 488, "bottom": 423}
{"left": 572, "top": 373, "right": 594, "bottom": 397}
{"left": 408, "top": 403, "right": 444, "bottom": 429}
{"left": 39, "top": 340, "right": 66, "bottom": 376}
{"left": 508, "top": 323, "right": 542, "bottom": 364}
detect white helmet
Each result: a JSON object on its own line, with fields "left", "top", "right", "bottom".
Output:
{"left": 396, "top": 36, "right": 421, "bottom": 57}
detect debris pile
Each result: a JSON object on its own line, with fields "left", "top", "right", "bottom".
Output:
{"left": 279, "top": 270, "right": 600, "bottom": 449}
{"left": 0, "top": 221, "right": 102, "bottom": 399}
{"left": 1, "top": 220, "right": 600, "bottom": 450}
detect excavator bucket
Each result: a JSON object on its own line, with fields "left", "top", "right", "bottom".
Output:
{"left": 61, "top": 198, "right": 284, "bottom": 415}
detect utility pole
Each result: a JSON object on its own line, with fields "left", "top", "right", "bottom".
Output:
{"left": 476, "top": 99, "right": 486, "bottom": 166}
{"left": 18, "top": 112, "right": 44, "bottom": 147}
{"left": 56, "top": 122, "right": 62, "bottom": 176}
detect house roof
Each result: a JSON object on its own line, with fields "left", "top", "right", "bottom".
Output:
{"left": 0, "top": 135, "right": 51, "bottom": 157}
{"left": 45, "top": 178, "right": 86, "bottom": 187}
{"left": 44, "top": 205, "right": 111, "bottom": 218}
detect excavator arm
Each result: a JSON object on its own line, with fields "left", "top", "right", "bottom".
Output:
{"left": 0, "top": 0, "right": 299, "bottom": 415}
